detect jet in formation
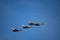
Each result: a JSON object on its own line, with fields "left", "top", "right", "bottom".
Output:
{"left": 12, "top": 27, "right": 22, "bottom": 32}
{"left": 28, "top": 21, "right": 44, "bottom": 26}
{"left": 22, "top": 25, "right": 32, "bottom": 29}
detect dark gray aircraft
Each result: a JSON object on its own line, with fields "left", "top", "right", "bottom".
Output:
{"left": 22, "top": 25, "right": 32, "bottom": 29}
{"left": 34, "top": 22, "right": 41, "bottom": 26}
{"left": 12, "top": 27, "right": 21, "bottom": 32}
{"left": 28, "top": 21, "right": 34, "bottom": 25}
{"left": 28, "top": 21, "right": 44, "bottom": 26}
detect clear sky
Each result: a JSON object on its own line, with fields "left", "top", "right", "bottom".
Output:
{"left": 0, "top": 0, "right": 60, "bottom": 40}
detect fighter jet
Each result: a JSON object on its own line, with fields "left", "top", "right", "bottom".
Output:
{"left": 28, "top": 21, "right": 44, "bottom": 26}
{"left": 28, "top": 21, "right": 34, "bottom": 25}
{"left": 34, "top": 22, "right": 41, "bottom": 26}
{"left": 22, "top": 25, "right": 32, "bottom": 29}
{"left": 12, "top": 27, "right": 22, "bottom": 32}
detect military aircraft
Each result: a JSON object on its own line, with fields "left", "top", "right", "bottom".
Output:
{"left": 28, "top": 21, "right": 34, "bottom": 25}
{"left": 22, "top": 25, "right": 32, "bottom": 29}
{"left": 12, "top": 27, "right": 22, "bottom": 32}
{"left": 28, "top": 21, "right": 44, "bottom": 26}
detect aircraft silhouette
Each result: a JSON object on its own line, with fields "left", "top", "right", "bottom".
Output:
{"left": 22, "top": 25, "right": 32, "bottom": 29}
{"left": 28, "top": 21, "right": 34, "bottom": 25}
{"left": 28, "top": 21, "right": 44, "bottom": 26}
{"left": 12, "top": 27, "right": 22, "bottom": 32}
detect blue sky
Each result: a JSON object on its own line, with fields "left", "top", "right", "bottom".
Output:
{"left": 0, "top": 0, "right": 60, "bottom": 40}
